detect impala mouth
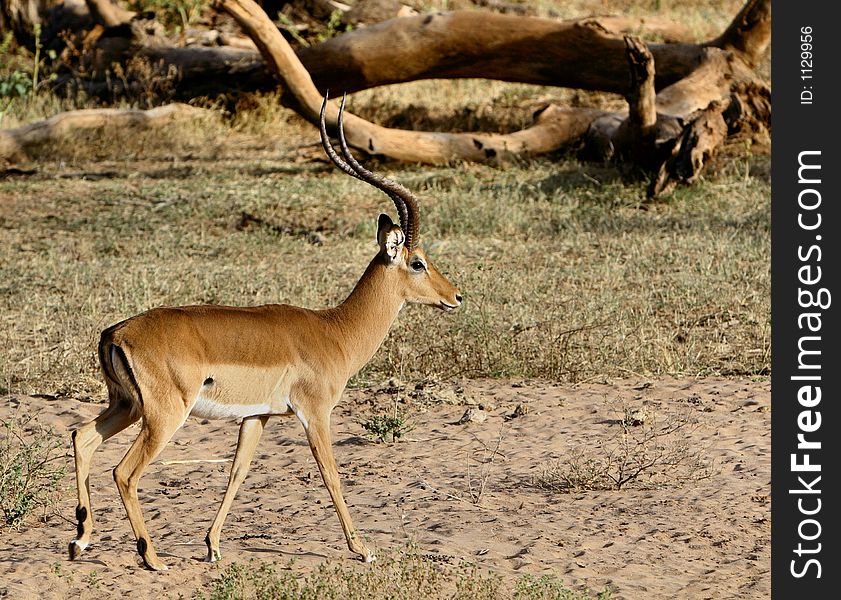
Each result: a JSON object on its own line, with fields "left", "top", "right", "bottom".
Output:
{"left": 439, "top": 301, "right": 460, "bottom": 312}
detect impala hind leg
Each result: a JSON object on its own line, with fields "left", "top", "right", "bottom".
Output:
{"left": 304, "top": 414, "right": 375, "bottom": 562}
{"left": 205, "top": 415, "right": 268, "bottom": 562}
{"left": 69, "top": 399, "right": 138, "bottom": 560}
{"left": 113, "top": 409, "right": 184, "bottom": 571}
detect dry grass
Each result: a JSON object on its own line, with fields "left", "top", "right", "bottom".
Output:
{"left": 0, "top": 83, "right": 769, "bottom": 399}
{"left": 412, "top": 0, "right": 745, "bottom": 39}
{"left": 1, "top": 165, "right": 770, "bottom": 395}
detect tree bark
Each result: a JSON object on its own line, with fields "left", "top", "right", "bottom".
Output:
{"left": 296, "top": 11, "right": 710, "bottom": 95}
{"left": 43, "top": 5, "right": 738, "bottom": 100}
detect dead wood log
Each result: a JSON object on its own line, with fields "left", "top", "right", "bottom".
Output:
{"left": 0, "top": 104, "right": 206, "bottom": 163}
{"left": 650, "top": 101, "right": 729, "bottom": 197}
{"left": 296, "top": 2, "right": 764, "bottom": 95}
{"left": 646, "top": 49, "right": 770, "bottom": 196}
{"left": 44, "top": 3, "right": 709, "bottom": 101}
{"left": 214, "top": 0, "right": 770, "bottom": 195}
{"left": 296, "top": 11, "right": 711, "bottom": 95}
{"left": 613, "top": 35, "right": 660, "bottom": 166}
{"left": 216, "top": 0, "right": 610, "bottom": 163}
{"left": 586, "top": 33, "right": 769, "bottom": 195}
{"left": 14, "top": 1, "right": 770, "bottom": 102}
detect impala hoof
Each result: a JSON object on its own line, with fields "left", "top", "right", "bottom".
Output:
{"left": 206, "top": 548, "right": 222, "bottom": 563}
{"left": 138, "top": 537, "right": 168, "bottom": 571}
{"left": 68, "top": 539, "right": 87, "bottom": 560}
{"left": 143, "top": 559, "right": 169, "bottom": 572}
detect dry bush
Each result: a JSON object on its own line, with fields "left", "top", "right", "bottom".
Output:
{"left": 466, "top": 425, "right": 505, "bottom": 505}
{"left": 0, "top": 410, "right": 69, "bottom": 530}
{"left": 107, "top": 56, "right": 181, "bottom": 108}
{"left": 536, "top": 405, "right": 715, "bottom": 492}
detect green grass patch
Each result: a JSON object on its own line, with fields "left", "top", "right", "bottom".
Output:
{"left": 193, "top": 547, "right": 611, "bottom": 600}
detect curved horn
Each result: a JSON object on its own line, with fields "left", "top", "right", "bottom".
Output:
{"left": 319, "top": 94, "right": 415, "bottom": 247}
{"left": 335, "top": 97, "right": 420, "bottom": 251}
{"left": 319, "top": 92, "right": 362, "bottom": 181}
{"left": 332, "top": 95, "right": 421, "bottom": 251}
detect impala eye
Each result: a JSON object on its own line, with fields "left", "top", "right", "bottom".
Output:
{"left": 410, "top": 259, "right": 426, "bottom": 272}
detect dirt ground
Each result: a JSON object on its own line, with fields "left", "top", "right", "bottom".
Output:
{"left": 0, "top": 377, "right": 770, "bottom": 599}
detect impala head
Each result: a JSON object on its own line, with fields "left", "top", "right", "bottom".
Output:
{"left": 320, "top": 94, "right": 462, "bottom": 312}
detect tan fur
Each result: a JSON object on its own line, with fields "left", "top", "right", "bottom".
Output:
{"left": 69, "top": 216, "right": 460, "bottom": 570}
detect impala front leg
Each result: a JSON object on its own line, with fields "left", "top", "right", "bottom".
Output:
{"left": 205, "top": 415, "right": 268, "bottom": 562}
{"left": 304, "top": 413, "right": 375, "bottom": 562}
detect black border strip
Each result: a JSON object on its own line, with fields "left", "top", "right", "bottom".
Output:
{"left": 771, "top": 1, "right": 839, "bottom": 594}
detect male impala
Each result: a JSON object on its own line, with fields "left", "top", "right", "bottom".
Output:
{"left": 68, "top": 94, "right": 461, "bottom": 571}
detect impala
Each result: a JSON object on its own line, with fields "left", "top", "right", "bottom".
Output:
{"left": 68, "top": 94, "right": 461, "bottom": 571}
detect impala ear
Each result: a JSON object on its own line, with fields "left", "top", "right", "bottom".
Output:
{"left": 376, "top": 213, "right": 394, "bottom": 239}
{"left": 376, "top": 214, "right": 405, "bottom": 261}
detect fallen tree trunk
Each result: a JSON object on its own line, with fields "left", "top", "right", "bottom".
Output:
{"left": 296, "top": 11, "right": 710, "bottom": 95}
{"left": 213, "top": 0, "right": 612, "bottom": 163}
{"left": 0, "top": 104, "right": 207, "bottom": 162}
{"left": 210, "top": 0, "right": 770, "bottom": 195}
{"left": 47, "top": 6, "right": 722, "bottom": 100}
{"left": 586, "top": 36, "right": 770, "bottom": 195}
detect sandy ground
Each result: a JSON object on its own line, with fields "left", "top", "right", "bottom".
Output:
{"left": 0, "top": 377, "right": 770, "bottom": 599}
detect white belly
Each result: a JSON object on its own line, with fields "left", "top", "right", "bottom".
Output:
{"left": 187, "top": 365, "right": 296, "bottom": 422}
{"left": 190, "top": 396, "right": 278, "bottom": 420}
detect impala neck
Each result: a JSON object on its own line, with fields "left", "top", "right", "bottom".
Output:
{"left": 324, "top": 257, "right": 405, "bottom": 376}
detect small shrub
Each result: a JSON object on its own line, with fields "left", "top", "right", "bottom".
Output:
{"left": 1, "top": 26, "right": 57, "bottom": 125}
{"left": 201, "top": 561, "right": 300, "bottom": 600}
{"left": 0, "top": 411, "right": 69, "bottom": 530}
{"left": 359, "top": 413, "right": 414, "bottom": 443}
{"left": 317, "top": 10, "right": 350, "bottom": 43}
{"left": 0, "top": 69, "right": 33, "bottom": 101}
{"left": 536, "top": 405, "right": 715, "bottom": 492}
{"left": 514, "top": 574, "right": 613, "bottom": 600}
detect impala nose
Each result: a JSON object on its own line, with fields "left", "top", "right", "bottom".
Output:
{"left": 455, "top": 294, "right": 463, "bottom": 303}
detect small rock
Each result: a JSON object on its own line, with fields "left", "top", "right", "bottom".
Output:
{"left": 450, "top": 408, "right": 487, "bottom": 425}
{"left": 504, "top": 403, "right": 529, "bottom": 421}
{"left": 625, "top": 408, "right": 649, "bottom": 426}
